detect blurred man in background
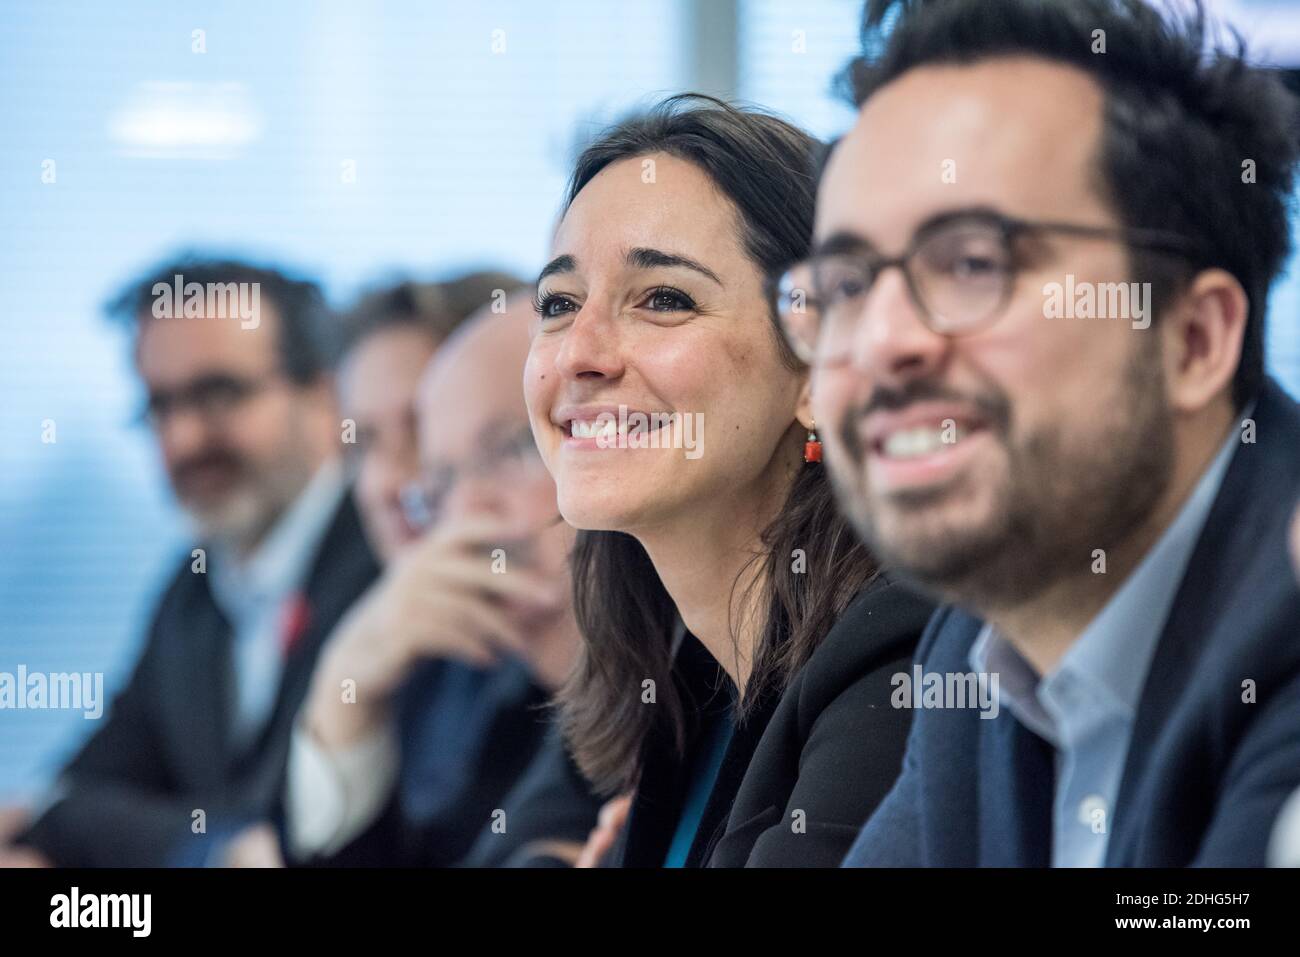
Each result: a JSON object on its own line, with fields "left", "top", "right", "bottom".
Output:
{"left": 2, "top": 256, "right": 380, "bottom": 867}
{"left": 277, "top": 290, "right": 602, "bottom": 867}
{"left": 339, "top": 274, "right": 521, "bottom": 563}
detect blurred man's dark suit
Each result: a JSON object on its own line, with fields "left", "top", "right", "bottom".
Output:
{"left": 287, "top": 662, "right": 602, "bottom": 868}
{"left": 17, "top": 492, "right": 379, "bottom": 867}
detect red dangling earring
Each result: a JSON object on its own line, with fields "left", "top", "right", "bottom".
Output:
{"left": 804, "top": 420, "right": 822, "bottom": 464}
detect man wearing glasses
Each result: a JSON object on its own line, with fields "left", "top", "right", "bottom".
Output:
{"left": 278, "top": 291, "right": 599, "bottom": 867}
{"left": 786, "top": 0, "right": 1300, "bottom": 867}
{"left": 5, "top": 257, "right": 380, "bottom": 867}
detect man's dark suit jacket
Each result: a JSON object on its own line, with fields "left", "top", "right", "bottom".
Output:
{"left": 846, "top": 378, "right": 1300, "bottom": 867}
{"left": 460, "top": 723, "right": 604, "bottom": 868}
{"left": 615, "top": 575, "right": 935, "bottom": 867}
{"left": 18, "top": 493, "right": 380, "bottom": 867}
{"left": 294, "top": 658, "right": 573, "bottom": 867}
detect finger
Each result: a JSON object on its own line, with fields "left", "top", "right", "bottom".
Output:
{"left": 437, "top": 511, "right": 566, "bottom": 547}
{"left": 441, "top": 590, "right": 528, "bottom": 652}
{"left": 415, "top": 554, "right": 562, "bottom": 607}
{"left": 423, "top": 515, "right": 534, "bottom": 552}
{"left": 602, "top": 794, "right": 633, "bottom": 830}
{"left": 411, "top": 591, "right": 529, "bottom": 658}
{"left": 577, "top": 824, "right": 618, "bottom": 868}
{"left": 437, "top": 641, "right": 499, "bottom": 671}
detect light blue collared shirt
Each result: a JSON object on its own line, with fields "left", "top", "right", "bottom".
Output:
{"left": 208, "top": 459, "right": 346, "bottom": 757}
{"left": 969, "top": 416, "right": 1244, "bottom": 867}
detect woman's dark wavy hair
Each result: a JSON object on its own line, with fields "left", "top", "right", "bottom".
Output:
{"left": 552, "top": 94, "right": 880, "bottom": 795}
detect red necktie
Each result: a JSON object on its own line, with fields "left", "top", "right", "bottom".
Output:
{"left": 278, "top": 593, "right": 312, "bottom": 660}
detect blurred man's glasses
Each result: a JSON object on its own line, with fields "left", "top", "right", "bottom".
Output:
{"left": 136, "top": 368, "right": 285, "bottom": 429}
{"left": 400, "top": 423, "right": 542, "bottom": 533}
{"left": 775, "top": 210, "right": 1199, "bottom": 366}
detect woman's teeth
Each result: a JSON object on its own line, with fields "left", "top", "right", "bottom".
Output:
{"left": 568, "top": 414, "right": 674, "bottom": 441}
{"left": 570, "top": 419, "right": 619, "bottom": 441}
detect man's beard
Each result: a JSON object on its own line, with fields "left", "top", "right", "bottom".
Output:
{"left": 829, "top": 341, "right": 1175, "bottom": 612}
{"left": 174, "top": 439, "right": 316, "bottom": 552}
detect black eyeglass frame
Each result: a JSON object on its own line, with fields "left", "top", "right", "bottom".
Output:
{"left": 135, "top": 367, "right": 287, "bottom": 429}
{"left": 775, "top": 211, "right": 1204, "bottom": 365}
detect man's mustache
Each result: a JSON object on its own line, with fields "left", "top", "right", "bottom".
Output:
{"left": 171, "top": 451, "right": 247, "bottom": 490}
{"left": 837, "top": 380, "right": 1011, "bottom": 460}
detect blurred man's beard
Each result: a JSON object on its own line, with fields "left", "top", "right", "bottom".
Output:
{"left": 178, "top": 439, "right": 319, "bottom": 553}
{"left": 831, "top": 341, "right": 1175, "bottom": 612}
{"left": 184, "top": 480, "right": 289, "bottom": 550}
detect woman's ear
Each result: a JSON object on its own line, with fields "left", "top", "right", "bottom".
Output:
{"left": 795, "top": 376, "right": 814, "bottom": 432}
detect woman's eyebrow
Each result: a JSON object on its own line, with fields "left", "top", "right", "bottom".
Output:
{"left": 537, "top": 254, "right": 577, "bottom": 284}
{"left": 626, "top": 247, "right": 722, "bottom": 286}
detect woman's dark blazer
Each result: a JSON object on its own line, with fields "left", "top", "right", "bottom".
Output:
{"left": 614, "top": 574, "right": 936, "bottom": 868}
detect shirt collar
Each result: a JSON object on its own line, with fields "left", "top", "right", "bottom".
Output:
{"left": 971, "top": 625, "right": 1057, "bottom": 741}
{"left": 971, "top": 407, "right": 1247, "bottom": 739}
{"left": 208, "top": 458, "right": 347, "bottom": 620}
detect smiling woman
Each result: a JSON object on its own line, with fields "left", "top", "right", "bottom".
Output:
{"left": 522, "top": 94, "right": 936, "bottom": 868}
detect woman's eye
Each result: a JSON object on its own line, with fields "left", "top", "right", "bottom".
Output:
{"left": 642, "top": 287, "right": 695, "bottom": 313}
{"left": 536, "top": 293, "right": 577, "bottom": 320}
